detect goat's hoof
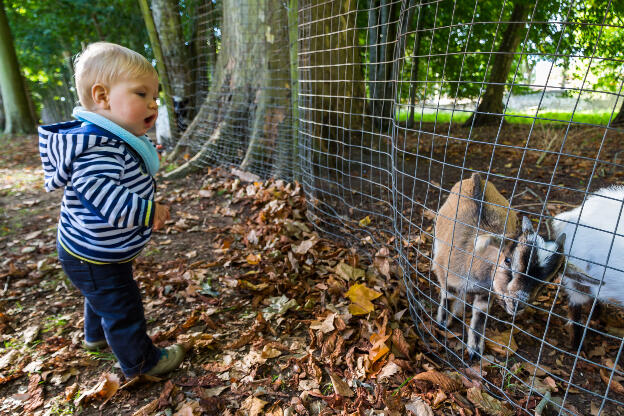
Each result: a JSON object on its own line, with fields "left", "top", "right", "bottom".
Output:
{"left": 467, "top": 347, "right": 482, "bottom": 361}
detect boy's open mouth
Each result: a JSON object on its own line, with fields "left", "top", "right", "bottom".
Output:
{"left": 144, "top": 115, "right": 156, "bottom": 124}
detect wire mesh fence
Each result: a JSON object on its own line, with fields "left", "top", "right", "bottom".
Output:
{"left": 36, "top": 0, "right": 624, "bottom": 414}
{"left": 299, "top": 0, "right": 624, "bottom": 414}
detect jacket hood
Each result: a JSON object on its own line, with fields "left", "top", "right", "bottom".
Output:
{"left": 38, "top": 120, "right": 123, "bottom": 192}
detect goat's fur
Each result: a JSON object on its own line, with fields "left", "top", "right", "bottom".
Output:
{"left": 551, "top": 186, "right": 624, "bottom": 349}
{"left": 433, "top": 173, "right": 565, "bottom": 357}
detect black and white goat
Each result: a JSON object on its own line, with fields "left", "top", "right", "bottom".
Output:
{"left": 433, "top": 173, "right": 565, "bottom": 358}
{"left": 551, "top": 186, "right": 624, "bottom": 350}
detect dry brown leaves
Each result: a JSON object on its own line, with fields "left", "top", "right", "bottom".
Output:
{"left": 414, "top": 370, "right": 462, "bottom": 392}
{"left": 74, "top": 372, "right": 120, "bottom": 408}
{"left": 466, "top": 387, "right": 514, "bottom": 416}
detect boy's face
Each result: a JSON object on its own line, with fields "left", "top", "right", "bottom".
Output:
{"left": 93, "top": 74, "right": 159, "bottom": 136}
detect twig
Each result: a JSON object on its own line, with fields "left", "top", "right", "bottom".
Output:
{"left": 536, "top": 127, "right": 560, "bottom": 167}
{"left": 513, "top": 201, "right": 577, "bottom": 209}
{"left": 534, "top": 391, "right": 551, "bottom": 416}
{"left": 521, "top": 187, "right": 552, "bottom": 238}
{"left": 1, "top": 276, "right": 9, "bottom": 295}
{"left": 612, "top": 150, "right": 624, "bottom": 176}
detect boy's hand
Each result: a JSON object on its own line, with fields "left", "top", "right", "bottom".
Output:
{"left": 153, "top": 203, "right": 170, "bottom": 231}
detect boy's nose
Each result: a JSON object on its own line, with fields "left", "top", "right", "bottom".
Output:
{"left": 148, "top": 101, "right": 157, "bottom": 110}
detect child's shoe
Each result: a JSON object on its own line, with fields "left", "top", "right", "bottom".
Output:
{"left": 83, "top": 339, "right": 108, "bottom": 351}
{"left": 146, "top": 344, "right": 185, "bottom": 376}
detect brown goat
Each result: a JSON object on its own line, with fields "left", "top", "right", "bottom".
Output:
{"left": 432, "top": 173, "right": 565, "bottom": 358}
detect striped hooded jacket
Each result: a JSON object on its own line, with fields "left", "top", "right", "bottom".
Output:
{"left": 39, "top": 120, "right": 156, "bottom": 263}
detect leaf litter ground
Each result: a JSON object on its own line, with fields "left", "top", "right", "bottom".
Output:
{"left": 0, "top": 129, "right": 623, "bottom": 416}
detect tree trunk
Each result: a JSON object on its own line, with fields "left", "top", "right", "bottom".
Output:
{"left": 612, "top": 99, "right": 624, "bottom": 127}
{"left": 138, "top": 0, "right": 177, "bottom": 146}
{"left": 151, "top": 0, "right": 194, "bottom": 131}
{"left": 367, "top": 0, "right": 401, "bottom": 128}
{"left": 0, "top": 90, "right": 4, "bottom": 131}
{"left": 164, "top": 0, "right": 293, "bottom": 179}
{"left": 0, "top": 0, "right": 36, "bottom": 135}
{"left": 464, "top": 1, "right": 528, "bottom": 127}
{"left": 189, "top": 0, "right": 216, "bottom": 110}
{"left": 407, "top": 3, "right": 423, "bottom": 129}
{"left": 301, "top": 0, "right": 366, "bottom": 152}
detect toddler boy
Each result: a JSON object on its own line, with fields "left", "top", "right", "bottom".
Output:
{"left": 39, "top": 42, "right": 184, "bottom": 378}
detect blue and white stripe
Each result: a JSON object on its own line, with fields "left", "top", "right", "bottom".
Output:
{"left": 39, "top": 120, "right": 155, "bottom": 263}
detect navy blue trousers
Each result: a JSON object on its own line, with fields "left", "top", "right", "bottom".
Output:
{"left": 58, "top": 244, "right": 160, "bottom": 377}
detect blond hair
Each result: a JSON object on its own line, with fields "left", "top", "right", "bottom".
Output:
{"left": 74, "top": 42, "right": 158, "bottom": 109}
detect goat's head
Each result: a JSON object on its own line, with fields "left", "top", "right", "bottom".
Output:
{"left": 481, "top": 217, "right": 566, "bottom": 315}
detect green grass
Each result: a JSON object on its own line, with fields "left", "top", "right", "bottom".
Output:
{"left": 395, "top": 109, "right": 614, "bottom": 126}
{"left": 86, "top": 350, "right": 116, "bottom": 361}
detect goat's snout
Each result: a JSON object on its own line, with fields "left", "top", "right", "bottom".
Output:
{"left": 501, "top": 289, "right": 530, "bottom": 315}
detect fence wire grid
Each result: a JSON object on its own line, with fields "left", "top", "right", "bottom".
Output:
{"left": 42, "top": 0, "right": 624, "bottom": 414}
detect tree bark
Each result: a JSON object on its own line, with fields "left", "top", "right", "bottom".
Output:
{"left": 367, "top": 0, "right": 401, "bottom": 128}
{"left": 302, "top": 0, "right": 366, "bottom": 151}
{"left": 164, "top": 0, "right": 293, "bottom": 179}
{"left": 0, "top": 0, "right": 36, "bottom": 134}
{"left": 189, "top": 0, "right": 216, "bottom": 110}
{"left": 151, "top": 0, "right": 193, "bottom": 102}
{"left": 464, "top": 1, "right": 528, "bottom": 127}
{"left": 612, "top": 99, "right": 624, "bottom": 127}
{"left": 138, "top": 0, "right": 177, "bottom": 145}
{"left": 407, "top": 3, "right": 423, "bottom": 129}
{"left": 0, "top": 90, "right": 4, "bottom": 131}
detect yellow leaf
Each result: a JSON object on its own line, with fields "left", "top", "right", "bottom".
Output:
{"left": 369, "top": 331, "right": 390, "bottom": 363}
{"left": 346, "top": 283, "right": 382, "bottom": 315}
{"left": 359, "top": 215, "right": 371, "bottom": 227}
{"left": 246, "top": 253, "right": 261, "bottom": 265}
{"left": 485, "top": 329, "right": 518, "bottom": 355}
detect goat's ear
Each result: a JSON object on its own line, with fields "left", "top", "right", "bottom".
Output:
{"left": 522, "top": 216, "right": 534, "bottom": 233}
{"left": 564, "top": 262, "right": 603, "bottom": 285}
{"left": 555, "top": 233, "right": 566, "bottom": 251}
{"left": 474, "top": 233, "right": 501, "bottom": 253}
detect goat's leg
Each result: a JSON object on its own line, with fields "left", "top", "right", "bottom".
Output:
{"left": 569, "top": 302, "right": 585, "bottom": 351}
{"left": 436, "top": 287, "right": 450, "bottom": 328}
{"left": 467, "top": 294, "right": 489, "bottom": 360}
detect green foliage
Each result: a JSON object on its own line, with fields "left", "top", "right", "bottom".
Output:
{"left": 5, "top": 0, "right": 151, "bottom": 116}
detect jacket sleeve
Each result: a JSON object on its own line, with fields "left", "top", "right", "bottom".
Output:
{"left": 71, "top": 146, "right": 155, "bottom": 228}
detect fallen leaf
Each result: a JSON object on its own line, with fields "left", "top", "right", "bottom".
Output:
{"left": 600, "top": 368, "right": 624, "bottom": 394}
{"left": 309, "top": 313, "right": 335, "bottom": 334}
{"left": 466, "top": 387, "right": 514, "bottom": 416}
{"left": 22, "top": 325, "right": 40, "bottom": 344}
{"left": 132, "top": 398, "right": 159, "bottom": 416}
{"left": 328, "top": 371, "right": 354, "bottom": 397}
{"left": 23, "top": 374, "right": 44, "bottom": 413}
{"left": 0, "top": 350, "right": 19, "bottom": 370}
{"left": 173, "top": 400, "right": 201, "bottom": 416}
{"left": 298, "top": 378, "right": 320, "bottom": 391}
{"left": 485, "top": 329, "right": 518, "bottom": 355}
{"left": 346, "top": 283, "right": 382, "bottom": 315}
{"left": 369, "top": 330, "right": 391, "bottom": 363}
{"left": 202, "top": 385, "right": 228, "bottom": 397}
{"left": 414, "top": 370, "right": 462, "bottom": 392}
{"left": 246, "top": 253, "right": 261, "bottom": 265}
{"left": 261, "top": 344, "right": 282, "bottom": 359}
{"left": 74, "top": 372, "right": 120, "bottom": 407}
{"left": 405, "top": 397, "right": 433, "bottom": 415}
{"left": 359, "top": 215, "right": 371, "bottom": 227}
{"left": 377, "top": 361, "right": 400, "bottom": 380}
{"left": 240, "top": 395, "right": 268, "bottom": 416}
{"left": 293, "top": 238, "right": 317, "bottom": 255}
{"left": 335, "top": 261, "right": 366, "bottom": 281}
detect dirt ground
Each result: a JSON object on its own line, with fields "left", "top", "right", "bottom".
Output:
{"left": 0, "top": 126, "right": 623, "bottom": 416}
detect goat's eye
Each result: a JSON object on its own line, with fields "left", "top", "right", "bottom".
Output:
{"left": 504, "top": 257, "right": 511, "bottom": 266}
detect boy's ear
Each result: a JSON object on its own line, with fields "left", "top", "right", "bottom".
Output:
{"left": 91, "top": 83, "right": 109, "bottom": 109}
